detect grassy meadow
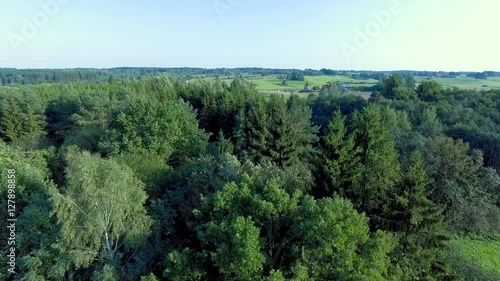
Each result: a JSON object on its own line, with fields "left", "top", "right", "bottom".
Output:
{"left": 202, "top": 74, "right": 378, "bottom": 96}
{"left": 200, "top": 74, "right": 500, "bottom": 97}
{"left": 454, "top": 238, "right": 500, "bottom": 275}
{"left": 415, "top": 76, "right": 500, "bottom": 90}
{"left": 448, "top": 238, "right": 500, "bottom": 280}
{"left": 252, "top": 75, "right": 378, "bottom": 94}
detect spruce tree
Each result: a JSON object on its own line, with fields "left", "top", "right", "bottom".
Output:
{"left": 234, "top": 97, "right": 270, "bottom": 163}
{"left": 390, "top": 152, "right": 450, "bottom": 280}
{"left": 322, "top": 111, "right": 361, "bottom": 195}
{"left": 266, "top": 95, "right": 296, "bottom": 167}
{"left": 0, "top": 98, "right": 24, "bottom": 142}
{"left": 351, "top": 106, "right": 401, "bottom": 227}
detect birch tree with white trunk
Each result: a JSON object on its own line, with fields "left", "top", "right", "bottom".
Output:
{"left": 50, "top": 149, "right": 152, "bottom": 268}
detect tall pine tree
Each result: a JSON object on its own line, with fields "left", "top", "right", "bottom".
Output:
{"left": 321, "top": 111, "right": 362, "bottom": 195}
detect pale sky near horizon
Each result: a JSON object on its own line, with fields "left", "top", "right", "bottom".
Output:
{"left": 0, "top": 0, "right": 499, "bottom": 71}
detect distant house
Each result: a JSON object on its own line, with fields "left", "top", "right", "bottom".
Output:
{"left": 321, "top": 82, "right": 335, "bottom": 90}
{"left": 338, "top": 84, "right": 351, "bottom": 91}
{"left": 299, "top": 87, "right": 314, "bottom": 93}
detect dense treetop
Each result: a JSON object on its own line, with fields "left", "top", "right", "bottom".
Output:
{"left": 0, "top": 72, "right": 499, "bottom": 280}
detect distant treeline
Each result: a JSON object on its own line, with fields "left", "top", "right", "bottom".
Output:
{"left": 2, "top": 67, "right": 499, "bottom": 86}
{"left": 0, "top": 68, "right": 309, "bottom": 86}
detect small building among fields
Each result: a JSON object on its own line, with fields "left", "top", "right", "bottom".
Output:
{"left": 338, "top": 84, "right": 351, "bottom": 91}
{"left": 299, "top": 87, "right": 314, "bottom": 93}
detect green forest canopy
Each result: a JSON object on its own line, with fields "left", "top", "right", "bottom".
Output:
{"left": 0, "top": 72, "right": 499, "bottom": 280}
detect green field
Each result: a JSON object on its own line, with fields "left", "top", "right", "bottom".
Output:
{"left": 203, "top": 74, "right": 378, "bottom": 96}
{"left": 415, "top": 76, "right": 500, "bottom": 90}
{"left": 452, "top": 238, "right": 500, "bottom": 277}
{"left": 202, "top": 74, "right": 500, "bottom": 96}
{"left": 252, "top": 75, "right": 377, "bottom": 94}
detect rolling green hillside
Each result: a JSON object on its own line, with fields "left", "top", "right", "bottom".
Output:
{"left": 415, "top": 76, "right": 500, "bottom": 90}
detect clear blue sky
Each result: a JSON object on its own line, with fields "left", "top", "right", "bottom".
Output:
{"left": 1, "top": 0, "right": 499, "bottom": 71}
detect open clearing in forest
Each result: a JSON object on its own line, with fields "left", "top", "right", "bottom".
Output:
{"left": 202, "top": 74, "right": 378, "bottom": 96}
{"left": 452, "top": 238, "right": 500, "bottom": 276}
{"left": 201, "top": 74, "right": 500, "bottom": 97}
{"left": 415, "top": 76, "right": 500, "bottom": 90}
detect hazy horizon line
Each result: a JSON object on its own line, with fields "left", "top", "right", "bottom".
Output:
{"left": 1, "top": 66, "right": 498, "bottom": 73}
